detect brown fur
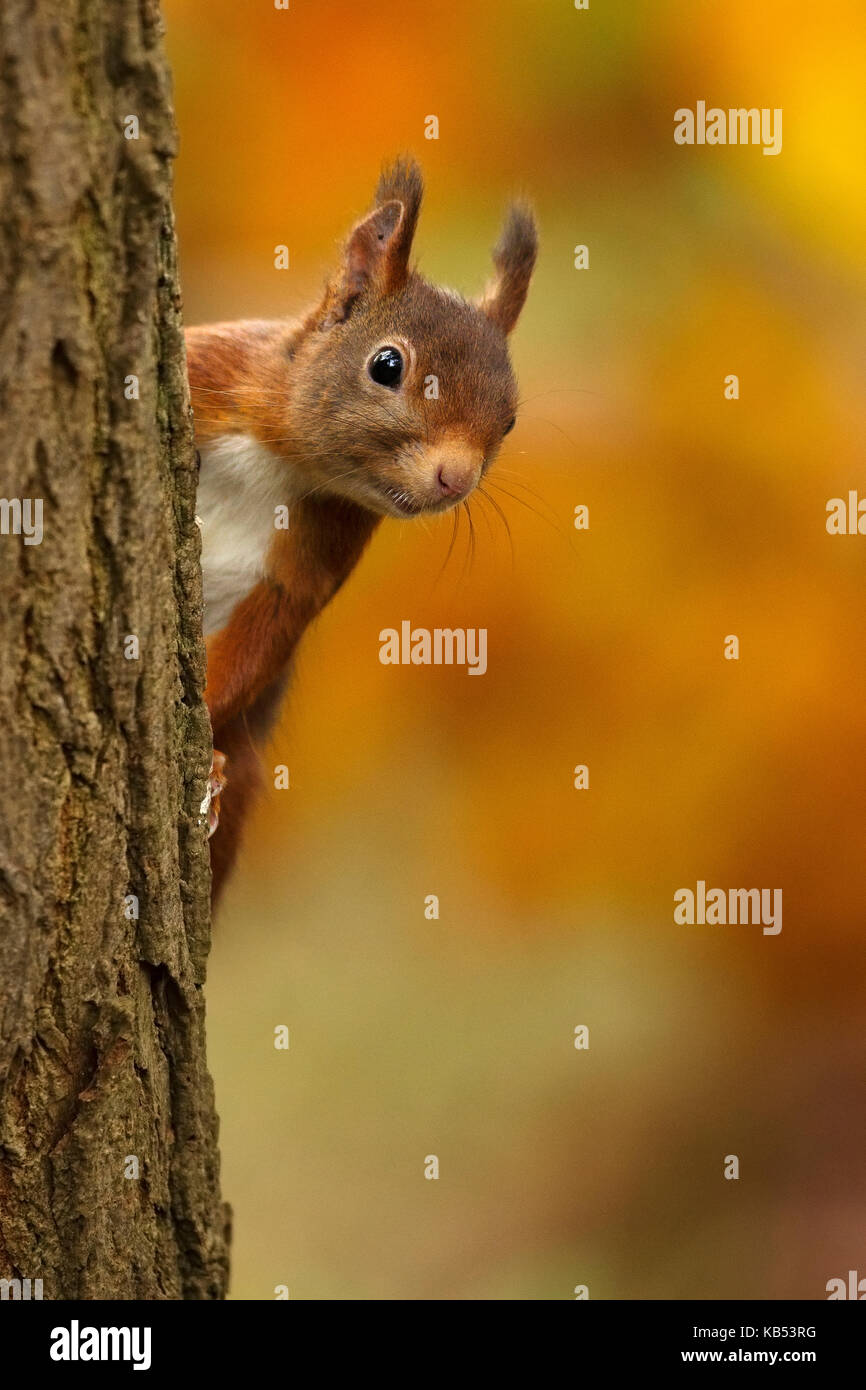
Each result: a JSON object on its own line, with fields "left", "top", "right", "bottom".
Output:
{"left": 189, "top": 157, "right": 537, "bottom": 908}
{"left": 205, "top": 499, "right": 379, "bottom": 905}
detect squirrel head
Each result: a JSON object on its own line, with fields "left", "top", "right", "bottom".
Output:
{"left": 291, "top": 157, "right": 537, "bottom": 518}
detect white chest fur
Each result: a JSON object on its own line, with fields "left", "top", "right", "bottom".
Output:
{"left": 196, "top": 433, "right": 297, "bottom": 637}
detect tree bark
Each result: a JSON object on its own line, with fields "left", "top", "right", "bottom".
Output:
{"left": 0, "top": 0, "right": 229, "bottom": 1298}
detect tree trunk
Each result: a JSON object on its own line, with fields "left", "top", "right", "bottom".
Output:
{"left": 0, "top": 0, "right": 229, "bottom": 1298}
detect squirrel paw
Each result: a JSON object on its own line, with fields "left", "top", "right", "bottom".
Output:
{"left": 201, "top": 749, "right": 228, "bottom": 838}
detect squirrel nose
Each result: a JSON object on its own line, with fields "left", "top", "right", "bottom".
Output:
{"left": 436, "top": 462, "right": 474, "bottom": 498}
{"left": 426, "top": 434, "right": 484, "bottom": 502}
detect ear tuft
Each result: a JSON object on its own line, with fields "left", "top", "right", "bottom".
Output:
{"left": 373, "top": 156, "right": 424, "bottom": 242}
{"left": 479, "top": 201, "right": 538, "bottom": 335}
{"left": 314, "top": 158, "right": 425, "bottom": 330}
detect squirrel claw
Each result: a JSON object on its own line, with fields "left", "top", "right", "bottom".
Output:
{"left": 201, "top": 749, "right": 228, "bottom": 838}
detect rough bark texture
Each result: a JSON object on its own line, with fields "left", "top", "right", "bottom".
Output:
{"left": 0, "top": 0, "right": 229, "bottom": 1297}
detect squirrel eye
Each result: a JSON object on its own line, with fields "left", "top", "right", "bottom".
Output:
{"left": 503, "top": 415, "right": 516, "bottom": 435}
{"left": 368, "top": 347, "right": 404, "bottom": 388}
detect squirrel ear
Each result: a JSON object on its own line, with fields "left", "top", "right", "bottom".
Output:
{"left": 477, "top": 203, "right": 538, "bottom": 335}
{"left": 372, "top": 156, "right": 424, "bottom": 277}
{"left": 316, "top": 200, "right": 404, "bottom": 330}
{"left": 315, "top": 162, "right": 423, "bottom": 331}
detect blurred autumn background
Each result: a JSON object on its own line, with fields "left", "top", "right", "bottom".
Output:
{"left": 163, "top": 0, "right": 866, "bottom": 1298}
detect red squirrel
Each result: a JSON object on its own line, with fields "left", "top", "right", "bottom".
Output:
{"left": 186, "top": 158, "right": 537, "bottom": 906}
